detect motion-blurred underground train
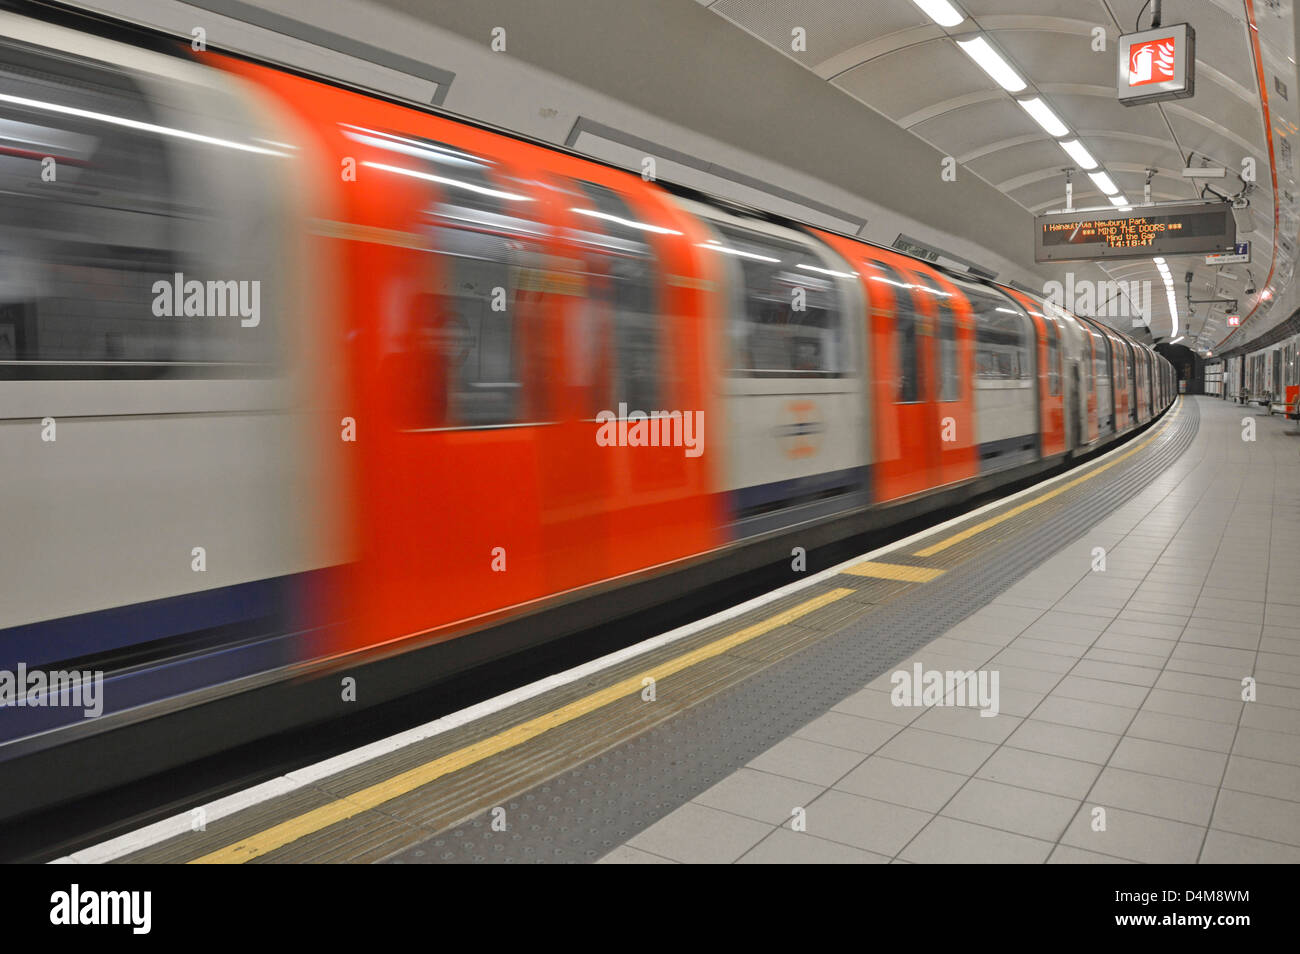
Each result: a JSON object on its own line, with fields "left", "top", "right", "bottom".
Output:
{"left": 0, "top": 7, "right": 1175, "bottom": 813}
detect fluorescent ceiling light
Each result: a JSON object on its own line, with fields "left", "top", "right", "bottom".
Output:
{"left": 956, "top": 36, "right": 1026, "bottom": 92}
{"left": 1018, "top": 97, "right": 1069, "bottom": 137}
{"left": 1170, "top": 336, "right": 1184, "bottom": 343}
{"left": 1059, "top": 139, "right": 1099, "bottom": 170}
{"left": 363, "top": 161, "right": 532, "bottom": 200}
{"left": 910, "top": 0, "right": 965, "bottom": 27}
{"left": 1090, "top": 171, "right": 1120, "bottom": 195}
{"left": 1152, "top": 257, "right": 1165, "bottom": 264}
{"left": 570, "top": 207, "right": 682, "bottom": 234}
{"left": 795, "top": 263, "right": 857, "bottom": 279}
{"left": 0, "top": 91, "right": 288, "bottom": 157}
{"left": 1110, "top": 196, "right": 1132, "bottom": 208}
{"left": 697, "top": 241, "right": 780, "bottom": 263}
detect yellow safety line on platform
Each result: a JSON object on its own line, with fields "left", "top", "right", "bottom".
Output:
{"left": 843, "top": 561, "right": 945, "bottom": 582}
{"left": 915, "top": 399, "right": 1182, "bottom": 558}
{"left": 190, "top": 587, "right": 856, "bottom": 864}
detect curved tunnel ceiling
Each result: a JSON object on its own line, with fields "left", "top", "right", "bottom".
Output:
{"left": 703, "top": 0, "right": 1300, "bottom": 350}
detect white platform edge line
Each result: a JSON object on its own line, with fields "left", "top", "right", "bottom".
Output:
{"left": 57, "top": 405, "right": 1177, "bottom": 863}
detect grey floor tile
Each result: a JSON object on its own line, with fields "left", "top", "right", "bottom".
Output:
{"left": 1053, "top": 674, "right": 1150, "bottom": 708}
{"left": 913, "top": 705, "right": 1021, "bottom": 744}
{"left": 628, "top": 803, "right": 772, "bottom": 864}
{"left": 1199, "top": 829, "right": 1300, "bottom": 863}
{"left": 1170, "top": 641, "right": 1256, "bottom": 668}
{"left": 985, "top": 686, "right": 1048, "bottom": 717}
{"left": 993, "top": 647, "right": 1078, "bottom": 674}
{"left": 597, "top": 845, "right": 677, "bottom": 864}
{"left": 1034, "top": 695, "right": 1137, "bottom": 734}
{"left": 875, "top": 727, "right": 997, "bottom": 775}
{"left": 900, "top": 816, "right": 1053, "bottom": 863}
{"left": 1232, "top": 727, "right": 1300, "bottom": 764}
{"left": 1210, "top": 789, "right": 1300, "bottom": 846}
{"left": 834, "top": 756, "right": 967, "bottom": 813}
{"left": 1095, "top": 632, "right": 1178, "bottom": 657}
{"left": 976, "top": 746, "right": 1102, "bottom": 799}
{"left": 794, "top": 712, "right": 902, "bottom": 754}
{"left": 1104, "top": 618, "right": 1185, "bottom": 641}
{"left": 693, "top": 768, "right": 826, "bottom": 825}
{"left": 941, "top": 778, "right": 1080, "bottom": 841}
{"left": 991, "top": 665, "right": 1065, "bottom": 692}
{"left": 1059, "top": 805, "right": 1205, "bottom": 864}
{"left": 1258, "top": 651, "right": 1300, "bottom": 676}
{"left": 1156, "top": 670, "right": 1247, "bottom": 699}
{"left": 1047, "top": 845, "right": 1135, "bottom": 863}
{"left": 797, "top": 790, "right": 932, "bottom": 856}
{"left": 1006, "top": 720, "right": 1121, "bottom": 764}
{"left": 737, "top": 828, "right": 890, "bottom": 864}
{"left": 1141, "top": 687, "right": 1243, "bottom": 724}
{"left": 1069, "top": 660, "right": 1160, "bottom": 687}
{"left": 1127, "top": 710, "right": 1238, "bottom": 752}
{"left": 747, "top": 736, "right": 866, "bottom": 786}
{"left": 1088, "top": 766, "right": 1218, "bottom": 825}
{"left": 1223, "top": 755, "right": 1300, "bottom": 802}
{"left": 832, "top": 687, "right": 926, "bottom": 725}
{"left": 1014, "top": 635, "right": 1090, "bottom": 658}
{"left": 1238, "top": 702, "right": 1300, "bottom": 734}
{"left": 1085, "top": 647, "right": 1170, "bottom": 669}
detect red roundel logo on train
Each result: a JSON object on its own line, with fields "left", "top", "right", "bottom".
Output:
{"left": 774, "top": 399, "right": 825, "bottom": 459}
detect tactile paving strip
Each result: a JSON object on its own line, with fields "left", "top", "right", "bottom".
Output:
{"left": 385, "top": 403, "right": 1199, "bottom": 863}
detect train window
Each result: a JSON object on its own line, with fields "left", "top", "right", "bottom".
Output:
{"left": 573, "top": 180, "right": 662, "bottom": 413}
{"left": 386, "top": 134, "right": 552, "bottom": 428}
{"left": 865, "top": 262, "right": 920, "bottom": 402}
{"left": 1045, "top": 319, "right": 1061, "bottom": 396}
{"left": 712, "top": 224, "right": 850, "bottom": 377}
{"left": 962, "top": 286, "right": 1030, "bottom": 383}
{"left": 0, "top": 39, "right": 280, "bottom": 380}
{"left": 913, "top": 273, "right": 959, "bottom": 401}
{"left": 1091, "top": 331, "right": 1110, "bottom": 386}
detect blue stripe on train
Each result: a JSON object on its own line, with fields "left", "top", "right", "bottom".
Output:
{"left": 0, "top": 575, "right": 295, "bottom": 671}
{"left": 0, "top": 630, "right": 304, "bottom": 745}
{"left": 0, "top": 574, "right": 318, "bottom": 747}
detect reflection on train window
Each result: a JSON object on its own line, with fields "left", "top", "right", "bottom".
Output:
{"left": 1046, "top": 319, "right": 1061, "bottom": 396}
{"left": 866, "top": 262, "right": 919, "bottom": 402}
{"left": 914, "top": 273, "right": 959, "bottom": 402}
{"left": 1091, "top": 332, "right": 1110, "bottom": 387}
{"left": 973, "top": 298, "right": 1030, "bottom": 382}
{"left": 711, "top": 225, "right": 850, "bottom": 377}
{"left": 573, "top": 179, "right": 662, "bottom": 413}
{"left": 0, "top": 40, "right": 279, "bottom": 380}
{"left": 377, "top": 132, "right": 549, "bottom": 428}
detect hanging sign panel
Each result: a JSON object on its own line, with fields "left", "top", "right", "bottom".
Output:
{"left": 1117, "top": 23, "right": 1195, "bottom": 106}
{"left": 1034, "top": 201, "right": 1235, "bottom": 263}
{"left": 1205, "top": 243, "right": 1250, "bottom": 265}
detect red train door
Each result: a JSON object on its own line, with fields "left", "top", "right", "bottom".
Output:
{"left": 1109, "top": 329, "right": 1130, "bottom": 429}
{"left": 865, "top": 256, "right": 940, "bottom": 501}
{"left": 1083, "top": 329, "right": 1100, "bottom": 443}
{"left": 918, "top": 270, "right": 979, "bottom": 487}
{"left": 1002, "top": 289, "right": 1066, "bottom": 457}
{"left": 809, "top": 236, "right": 948, "bottom": 502}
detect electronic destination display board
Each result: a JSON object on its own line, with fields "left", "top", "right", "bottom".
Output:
{"left": 1034, "top": 201, "right": 1235, "bottom": 263}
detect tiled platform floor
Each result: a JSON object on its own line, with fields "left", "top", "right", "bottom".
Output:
{"left": 603, "top": 397, "right": 1300, "bottom": 863}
